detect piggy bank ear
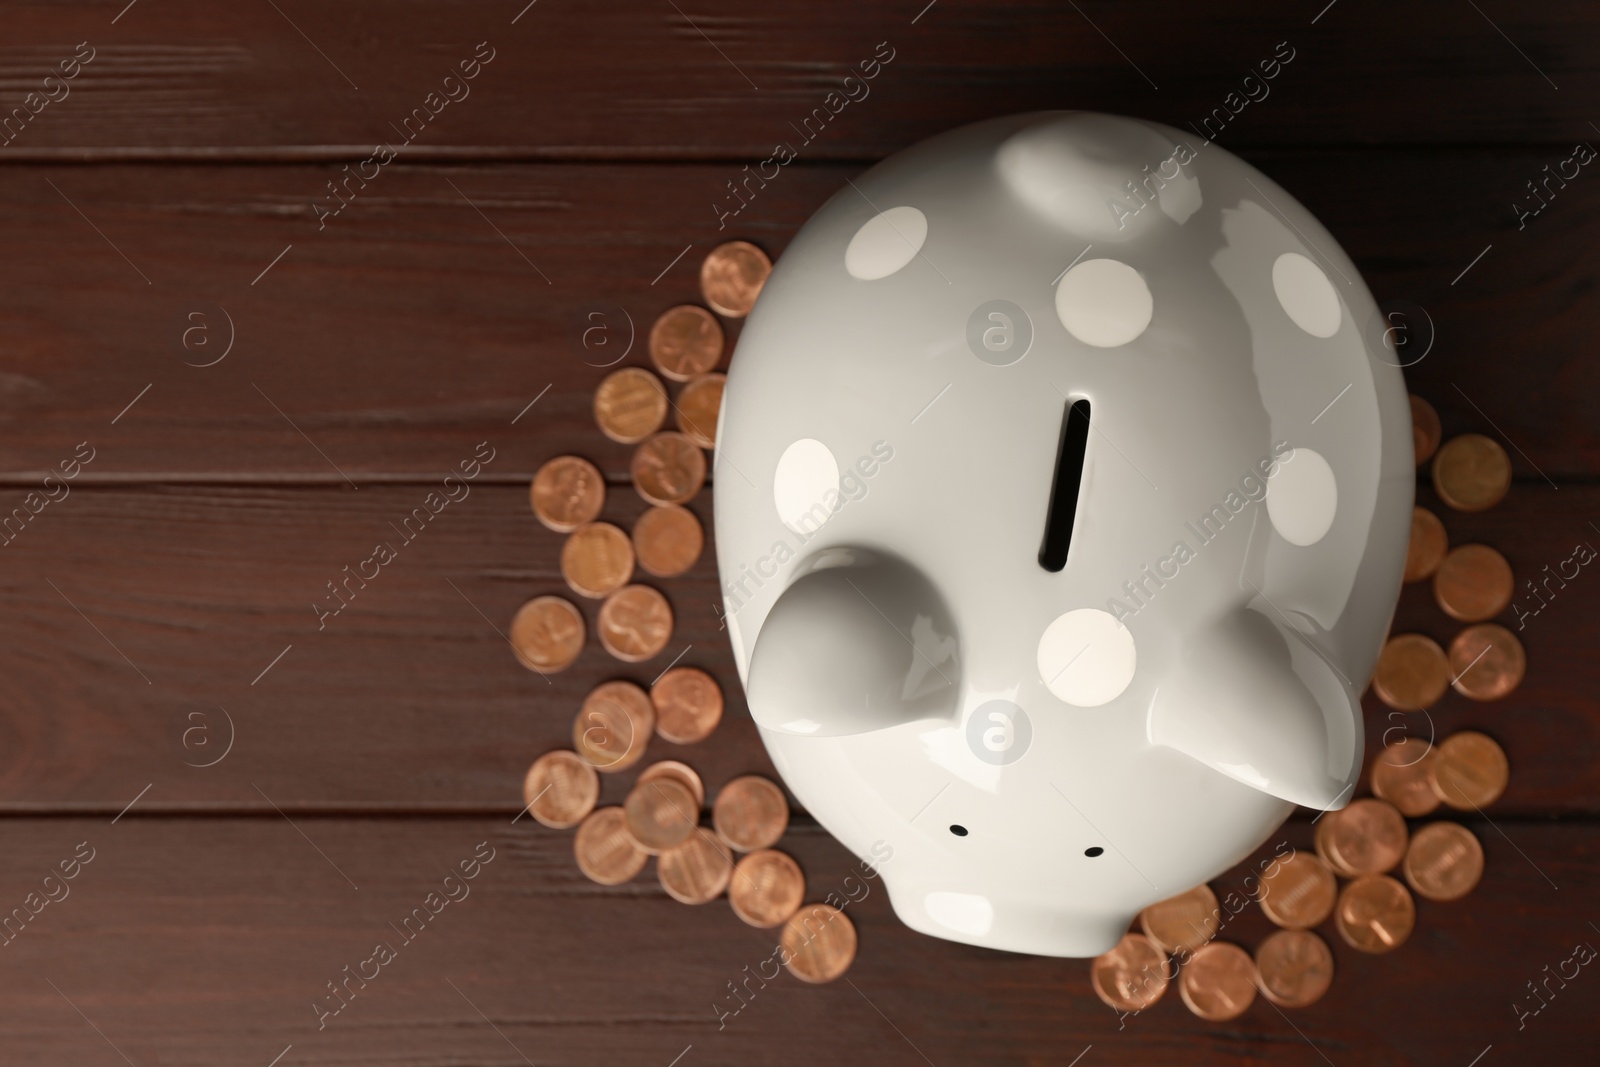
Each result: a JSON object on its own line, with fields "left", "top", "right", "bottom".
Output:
{"left": 746, "top": 550, "right": 961, "bottom": 737}
{"left": 1148, "top": 607, "right": 1361, "bottom": 810}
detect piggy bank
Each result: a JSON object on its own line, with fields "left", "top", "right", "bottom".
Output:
{"left": 712, "top": 112, "right": 1412, "bottom": 957}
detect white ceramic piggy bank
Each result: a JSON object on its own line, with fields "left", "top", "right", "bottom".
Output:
{"left": 713, "top": 112, "right": 1412, "bottom": 957}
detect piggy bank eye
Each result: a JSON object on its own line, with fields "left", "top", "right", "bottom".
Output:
{"left": 1084, "top": 846, "right": 1105, "bottom": 858}
{"left": 948, "top": 824, "right": 968, "bottom": 837}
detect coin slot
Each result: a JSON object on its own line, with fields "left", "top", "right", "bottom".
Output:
{"left": 1039, "top": 398, "right": 1091, "bottom": 572}
{"left": 949, "top": 824, "right": 969, "bottom": 837}
{"left": 1084, "top": 846, "right": 1104, "bottom": 857}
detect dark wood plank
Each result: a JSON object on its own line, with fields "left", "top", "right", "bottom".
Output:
{"left": 0, "top": 154, "right": 1596, "bottom": 479}
{"left": 0, "top": 481, "right": 1591, "bottom": 814}
{"left": 1, "top": 1, "right": 1598, "bottom": 157}
{"left": 0, "top": 815, "right": 1589, "bottom": 1064}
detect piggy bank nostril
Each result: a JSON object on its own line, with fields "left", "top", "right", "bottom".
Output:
{"left": 1084, "top": 846, "right": 1105, "bottom": 857}
{"left": 949, "top": 824, "right": 968, "bottom": 837}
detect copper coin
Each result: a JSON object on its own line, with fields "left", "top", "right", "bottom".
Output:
{"left": 522, "top": 749, "right": 599, "bottom": 829}
{"left": 713, "top": 775, "right": 789, "bottom": 852}
{"left": 597, "top": 584, "right": 673, "bottom": 662}
{"left": 651, "top": 666, "right": 723, "bottom": 745}
{"left": 1402, "top": 821, "right": 1485, "bottom": 902}
{"left": 1091, "top": 933, "right": 1169, "bottom": 1012}
{"left": 1434, "top": 543, "right": 1513, "bottom": 621}
{"left": 638, "top": 759, "right": 705, "bottom": 809}
{"left": 530, "top": 455, "right": 605, "bottom": 532}
{"left": 573, "top": 806, "right": 649, "bottom": 885}
{"left": 1404, "top": 506, "right": 1448, "bottom": 583}
{"left": 594, "top": 367, "right": 669, "bottom": 444}
{"left": 1370, "top": 737, "right": 1441, "bottom": 817}
{"left": 632, "top": 504, "right": 703, "bottom": 578}
{"left": 649, "top": 305, "right": 723, "bottom": 382}
{"left": 1334, "top": 874, "right": 1415, "bottom": 954}
{"left": 1429, "top": 730, "right": 1509, "bottom": 809}
{"left": 781, "top": 903, "right": 857, "bottom": 983}
{"left": 1432, "top": 433, "right": 1511, "bottom": 512}
{"left": 659, "top": 827, "right": 735, "bottom": 904}
{"left": 1371, "top": 633, "right": 1451, "bottom": 710}
{"left": 1254, "top": 929, "right": 1335, "bottom": 1009}
{"left": 1448, "top": 623, "right": 1526, "bottom": 701}
{"left": 1258, "top": 850, "right": 1337, "bottom": 930}
{"left": 1313, "top": 810, "right": 1358, "bottom": 879}
{"left": 676, "top": 372, "right": 725, "bottom": 450}
{"left": 700, "top": 240, "right": 772, "bottom": 319}
{"left": 508, "top": 596, "right": 585, "bottom": 674}
{"left": 1138, "top": 884, "right": 1219, "bottom": 957}
{"left": 1324, "top": 798, "right": 1408, "bottom": 876}
{"left": 573, "top": 680, "right": 655, "bottom": 772}
{"left": 561, "top": 521, "right": 635, "bottom": 599}
{"left": 631, "top": 431, "right": 707, "bottom": 506}
{"left": 1178, "top": 941, "right": 1257, "bottom": 1022}
{"left": 623, "top": 776, "right": 698, "bottom": 854}
{"left": 728, "top": 848, "right": 805, "bottom": 928}
{"left": 1411, "top": 394, "right": 1441, "bottom": 466}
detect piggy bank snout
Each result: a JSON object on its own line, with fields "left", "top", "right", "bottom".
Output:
{"left": 746, "top": 552, "right": 961, "bottom": 736}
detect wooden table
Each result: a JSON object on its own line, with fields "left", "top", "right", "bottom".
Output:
{"left": 1, "top": 2, "right": 1595, "bottom": 1063}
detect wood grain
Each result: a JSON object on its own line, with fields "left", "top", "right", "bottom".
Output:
{"left": 0, "top": 816, "right": 1588, "bottom": 1066}
{"left": 0, "top": 153, "right": 1595, "bottom": 479}
{"left": 0, "top": 1, "right": 1597, "bottom": 157}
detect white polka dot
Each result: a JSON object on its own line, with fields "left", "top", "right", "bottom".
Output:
{"left": 1055, "top": 259, "right": 1152, "bottom": 348}
{"left": 773, "top": 439, "right": 839, "bottom": 534}
{"left": 1037, "top": 608, "right": 1136, "bottom": 707}
{"left": 1266, "top": 447, "right": 1337, "bottom": 546}
{"left": 845, "top": 206, "right": 927, "bottom": 281}
{"left": 1272, "top": 252, "right": 1341, "bottom": 338}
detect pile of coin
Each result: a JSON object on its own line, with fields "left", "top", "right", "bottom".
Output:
{"left": 512, "top": 242, "right": 854, "bottom": 981}
{"left": 1092, "top": 394, "right": 1516, "bottom": 1021}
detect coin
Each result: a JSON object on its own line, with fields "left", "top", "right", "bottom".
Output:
{"left": 561, "top": 521, "right": 634, "bottom": 599}
{"left": 1370, "top": 737, "right": 1441, "bottom": 817}
{"left": 1432, "top": 433, "right": 1511, "bottom": 512}
{"left": 1404, "top": 506, "right": 1448, "bottom": 583}
{"left": 1254, "top": 929, "right": 1335, "bottom": 1009}
{"left": 1178, "top": 941, "right": 1257, "bottom": 1022}
{"left": 530, "top": 455, "right": 605, "bottom": 533}
{"left": 632, "top": 504, "right": 703, "bottom": 578}
{"left": 597, "top": 584, "right": 673, "bottom": 662}
{"left": 1324, "top": 798, "right": 1408, "bottom": 876}
{"left": 659, "top": 827, "right": 735, "bottom": 904}
{"left": 1313, "top": 810, "right": 1357, "bottom": 878}
{"left": 573, "top": 680, "right": 655, "bottom": 772}
{"left": 638, "top": 759, "right": 705, "bottom": 808}
{"left": 632, "top": 431, "right": 707, "bottom": 506}
{"left": 1371, "top": 633, "right": 1451, "bottom": 710}
{"left": 508, "top": 595, "right": 585, "bottom": 674}
{"left": 1090, "top": 932, "right": 1168, "bottom": 1012}
{"left": 1257, "top": 849, "right": 1336, "bottom": 929}
{"left": 1402, "top": 821, "right": 1485, "bottom": 902}
{"left": 651, "top": 666, "right": 723, "bottom": 744}
{"left": 649, "top": 305, "right": 723, "bottom": 382}
{"left": 676, "top": 372, "right": 725, "bottom": 449}
{"left": 1137, "top": 883, "right": 1219, "bottom": 956}
{"left": 728, "top": 849, "right": 806, "bottom": 928}
{"left": 574, "top": 806, "right": 649, "bottom": 885}
{"left": 1434, "top": 543, "right": 1513, "bottom": 621}
{"left": 1429, "top": 730, "right": 1509, "bottom": 809}
{"left": 623, "top": 776, "right": 698, "bottom": 854}
{"left": 781, "top": 903, "right": 857, "bottom": 983}
{"left": 713, "top": 775, "right": 789, "bottom": 852}
{"left": 1448, "top": 623, "right": 1525, "bottom": 701}
{"left": 1410, "top": 394, "right": 1441, "bottom": 466}
{"left": 522, "top": 749, "right": 599, "bottom": 829}
{"left": 1334, "top": 874, "right": 1415, "bottom": 954}
{"left": 700, "top": 240, "right": 772, "bottom": 318}
{"left": 595, "top": 367, "right": 669, "bottom": 444}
